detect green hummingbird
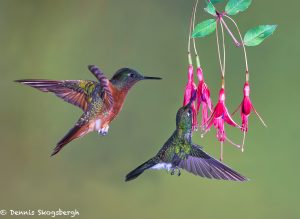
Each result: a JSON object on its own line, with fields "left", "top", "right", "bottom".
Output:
{"left": 15, "top": 65, "right": 161, "bottom": 156}
{"left": 125, "top": 94, "right": 248, "bottom": 182}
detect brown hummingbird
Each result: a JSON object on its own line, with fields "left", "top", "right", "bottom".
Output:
{"left": 15, "top": 65, "right": 162, "bottom": 156}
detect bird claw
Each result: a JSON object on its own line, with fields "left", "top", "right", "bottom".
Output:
{"left": 177, "top": 169, "right": 181, "bottom": 176}
{"left": 170, "top": 168, "right": 181, "bottom": 176}
{"left": 99, "top": 131, "right": 108, "bottom": 136}
{"left": 98, "top": 126, "right": 109, "bottom": 136}
{"left": 171, "top": 169, "right": 175, "bottom": 175}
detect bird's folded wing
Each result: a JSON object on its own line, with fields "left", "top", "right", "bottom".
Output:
{"left": 15, "top": 79, "right": 98, "bottom": 111}
{"left": 88, "top": 65, "right": 113, "bottom": 108}
{"left": 178, "top": 144, "right": 248, "bottom": 181}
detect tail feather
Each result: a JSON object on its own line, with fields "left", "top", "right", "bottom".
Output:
{"left": 125, "top": 158, "right": 158, "bottom": 182}
{"left": 51, "top": 123, "right": 89, "bottom": 156}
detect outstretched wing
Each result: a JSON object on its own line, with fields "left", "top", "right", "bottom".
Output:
{"left": 15, "top": 79, "right": 98, "bottom": 111}
{"left": 178, "top": 144, "right": 248, "bottom": 181}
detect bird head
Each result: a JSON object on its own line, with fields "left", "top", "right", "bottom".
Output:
{"left": 110, "top": 68, "right": 162, "bottom": 90}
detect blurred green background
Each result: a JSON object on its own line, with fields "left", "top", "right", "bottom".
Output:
{"left": 0, "top": 0, "right": 298, "bottom": 218}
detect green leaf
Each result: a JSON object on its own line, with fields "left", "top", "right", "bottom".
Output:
{"left": 204, "top": 1, "right": 217, "bottom": 16}
{"left": 210, "top": 0, "right": 224, "bottom": 3}
{"left": 244, "top": 25, "right": 277, "bottom": 46}
{"left": 225, "top": 0, "right": 252, "bottom": 15}
{"left": 192, "top": 19, "right": 217, "bottom": 38}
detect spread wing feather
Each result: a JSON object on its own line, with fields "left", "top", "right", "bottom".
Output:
{"left": 178, "top": 144, "right": 248, "bottom": 181}
{"left": 15, "top": 79, "right": 98, "bottom": 111}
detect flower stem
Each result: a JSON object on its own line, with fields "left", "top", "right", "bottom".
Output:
{"left": 221, "top": 77, "right": 225, "bottom": 88}
{"left": 216, "top": 20, "right": 224, "bottom": 77}
{"left": 220, "top": 20, "right": 226, "bottom": 78}
{"left": 216, "top": 18, "right": 226, "bottom": 89}
{"left": 192, "top": 0, "right": 201, "bottom": 67}
{"left": 187, "top": 4, "right": 195, "bottom": 65}
{"left": 220, "top": 17, "right": 241, "bottom": 47}
{"left": 223, "top": 15, "right": 249, "bottom": 82}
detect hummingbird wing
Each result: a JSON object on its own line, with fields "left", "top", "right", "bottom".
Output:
{"left": 87, "top": 65, "right": 113, "bottom": 107}
{"left": 15, "top": 79, "right": 98, "bottom": 111}
{"left": 178, "top": 144, "right": 248, "bottom": 181}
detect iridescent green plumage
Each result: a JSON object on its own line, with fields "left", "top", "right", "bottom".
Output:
{"left": 125, "top": 98, "right": 248, "bottom": 182}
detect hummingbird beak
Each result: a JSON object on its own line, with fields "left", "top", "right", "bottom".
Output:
{"left": 186, "top": 91, "right": 197, "bottom": 107}
{"left": 142, "top": 76, "right": 162, "bottom": 80}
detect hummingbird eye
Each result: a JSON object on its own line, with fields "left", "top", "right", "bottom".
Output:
{"left": 187, "top": 109, "right": 192, "bottom": 116}
{"left": 127, "top": 73, "right": 135, "bottom": 77}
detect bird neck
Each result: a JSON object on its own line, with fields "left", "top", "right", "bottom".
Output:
{"left": 176, "top": 128, "right": 192, "bottom": 143}
{"left": 109, "top": 79, "right": 134, "bottom": 92}
{"left": 108, "top": 83, "right": 128, "bottom": 104}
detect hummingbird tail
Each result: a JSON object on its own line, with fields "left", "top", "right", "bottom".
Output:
{"left": 125, "top": 158, "right": 158, "bottom": 182}
{"left": 51, "top": 122, "right": 90, "bottom": 156}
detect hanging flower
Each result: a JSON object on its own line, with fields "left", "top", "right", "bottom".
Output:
{"left": 206, "top": 88, "right": 241, "bottom": 160}
{"left": 233, "top": 82, "right": 267, "bottom": 151}
{"left": 206, "top": 88, "right": 239, "bottom": 141}
{"left": 235, "top": 82, "right": 267, "bottom": 132}
{"left": 183, "top": 64, "right": 198, "bottom": 131}
{"left": 240, "top": 82, "right": 251, "bottom": 132}
{"left": 196, "top": 67, "right": 213, "bottom": 131}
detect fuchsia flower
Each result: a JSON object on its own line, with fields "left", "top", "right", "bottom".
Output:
{"left": 234, "top": 82, "right": 267, "bottom": 151}
{"left": 237, "top": 82, "right": 267, "bottom": 132}
{"left": 206, "top": 88, "right": 239, "bottom": 141}
{"left": 196, "top": 67, "right": 213, "bottom": 131}
{"left": 206, "top": 88, "right": 240, "bottom": 160}
{"left": 240, "top": 82, "right": 251, "bottom": 132}
{"left": 183, "top": 64, "right": 198, "bottom": 131}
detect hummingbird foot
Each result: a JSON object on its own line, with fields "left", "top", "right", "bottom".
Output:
{"left": 170, "top": 167, "right": 181, "bottom": 176}
{"left": 177, "top": 169, "right": 181, "bottom": 176}
{"left": 98, "top": 125, "right": 110, "bottom": 136}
